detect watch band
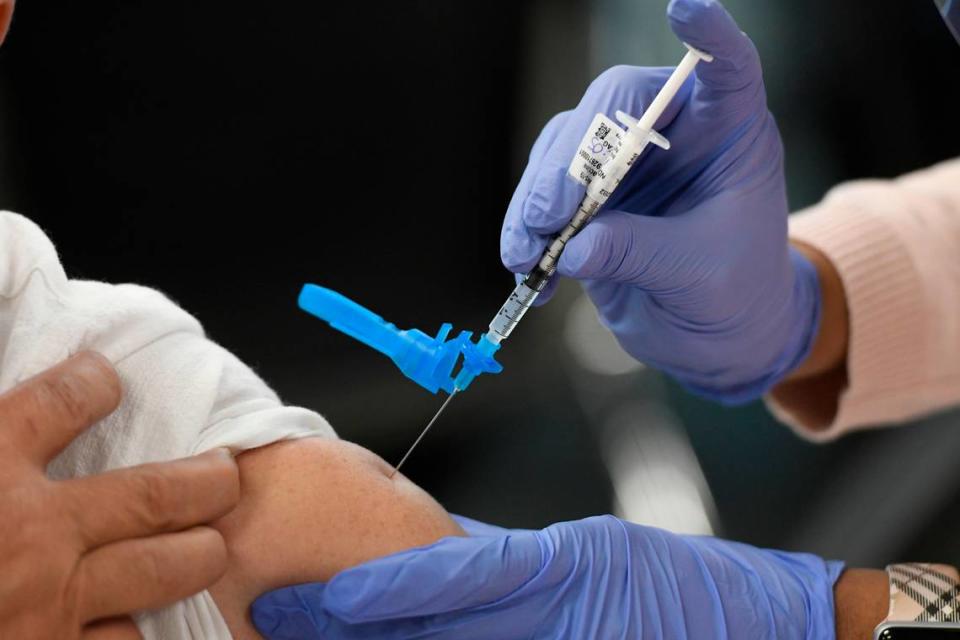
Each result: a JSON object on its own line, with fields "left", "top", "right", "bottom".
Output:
{"left": 886, "top": 563, "right": 960, "bottom": 623}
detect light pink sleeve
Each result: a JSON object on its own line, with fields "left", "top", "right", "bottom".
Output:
{"left": 766, "top": 158, "right": 960, "bottom": 442}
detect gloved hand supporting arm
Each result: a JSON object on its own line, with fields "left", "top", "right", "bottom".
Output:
{"left": 252, "top": 515, "right": 845, "bottom": 640}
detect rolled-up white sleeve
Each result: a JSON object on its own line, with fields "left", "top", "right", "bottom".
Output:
{"left": 0, "top": 211, "right": 336, "bottom": 638}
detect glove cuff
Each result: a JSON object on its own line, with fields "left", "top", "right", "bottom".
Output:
{"left": 682, "top": 246, "right": 822, "bottom": 405}
{"left": 816, "top": 560, "right": 847, "bottom": 639}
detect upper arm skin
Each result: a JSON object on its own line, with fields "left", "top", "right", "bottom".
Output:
{"left": 209, "top": 438, "right": 465, "bottom": 639}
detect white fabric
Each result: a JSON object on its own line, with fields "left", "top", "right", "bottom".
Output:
{"left": 0, "top": 211, "right": 336, "bottom": 638}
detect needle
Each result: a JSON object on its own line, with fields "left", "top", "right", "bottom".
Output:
{"left": 389, "top": 389, "right": 458, "bottom": 479}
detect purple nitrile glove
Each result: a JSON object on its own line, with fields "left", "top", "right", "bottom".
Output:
{"left": 501, "top": 0, "right": 821, "bottom": 403}
{"left": 251, "top": 514, "right": 844, "bottom": 640}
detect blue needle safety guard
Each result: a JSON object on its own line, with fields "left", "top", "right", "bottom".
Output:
{"left": 298, "top": 284, "right": 502, "bottom": 394}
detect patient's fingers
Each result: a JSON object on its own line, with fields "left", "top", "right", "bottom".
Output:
{"left": 76, "top": 526, "right": 229, "bottom": 622}
{"left": 0, "top": 352, "right": 121, "bottom": 469}
{"left": 65, "top": 448, "right": 239, "bottom": 547}
{"left": 82, "top": 617, "right": 143, "bottom": 640}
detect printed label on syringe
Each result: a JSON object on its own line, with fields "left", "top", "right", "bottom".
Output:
{"left": 568, "top": 113, "right": 625, "bottom": 188}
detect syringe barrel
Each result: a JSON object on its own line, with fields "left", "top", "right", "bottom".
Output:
{"left": 486, "top": 192, "right": 603, "bottom": 344}
{"left": 487, "top": 130, "right": 653, "bottom": 345}
{"left": 487, "top": 279, "right": 540, "bottom": 343}
{"left": 534, "top": 194, "right": 603, "bottom": 278}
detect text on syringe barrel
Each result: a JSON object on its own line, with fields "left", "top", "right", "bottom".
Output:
{"left": 488, "top": 281, "right": 540, "bottom": 341}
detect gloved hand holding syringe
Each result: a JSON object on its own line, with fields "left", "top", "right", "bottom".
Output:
{"left": 486, "top": 43, "right": 713, "bottom": 345}
{"left": 298, "top": 42, "right": 712, "bottom": 475}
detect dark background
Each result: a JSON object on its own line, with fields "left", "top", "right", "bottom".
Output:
{"left": 2, "top": 0, "right": 958, "bottom": 565}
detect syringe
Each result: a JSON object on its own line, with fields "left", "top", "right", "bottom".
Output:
{"left": 485, "top": 44, "right": 713, "bottom": 346}
{"left": 302, "top": 44, "right": 715, "bottom": 478}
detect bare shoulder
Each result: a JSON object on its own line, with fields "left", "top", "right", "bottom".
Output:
{"left": 209, "top": 437, "right": 463, "bottom": 638}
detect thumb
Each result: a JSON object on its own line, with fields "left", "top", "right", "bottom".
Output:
{"left": 557, "top": 211, "right": 679, "bottom": 289}
{"left": 324, "top": 533, "right": 543, "bottom": 623}
{"left": 251, "top": 583, "right": 327, "bottom": 639}
{"left": 667, "top": 0, "right": 763, "bottom": 96}
{"left": 450, "top": 514, "right": 517, "bottom": 537}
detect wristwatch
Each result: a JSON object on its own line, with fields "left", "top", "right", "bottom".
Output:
{"left": 874, "top": 564, "right": 960, "bottom": 638}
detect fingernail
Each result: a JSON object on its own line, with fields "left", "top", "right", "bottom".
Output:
{"left": 71, "top": 350, "right": 118, "bottom": 382}
{"left": 250, "top": 600, "right": 279, "bottom": 634}
{"left": 207, "top": 447, "right": 235, "bottom": 460}
{"left": 326, "top": 573, "right": 368, "bottom": 612}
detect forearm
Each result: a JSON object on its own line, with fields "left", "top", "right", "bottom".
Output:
{"left": 786, "top": 241, "right": 849, "bottom": 381}
{"left": 769, "top": 241, "right": 850, "bottom": 430}
{"left": 834, "top": 569, "right": 888, "bottom": 640}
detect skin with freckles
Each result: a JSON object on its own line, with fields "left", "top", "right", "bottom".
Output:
{"left": 209, "top": 438, "right": 465, "bottom": 639}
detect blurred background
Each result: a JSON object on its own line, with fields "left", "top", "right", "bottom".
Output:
{"left": 1, "top": 0, "right": 958, "bottom": 566}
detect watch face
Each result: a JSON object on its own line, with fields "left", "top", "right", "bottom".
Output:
{"left": 880, "top": 630, "right": 960, "bottom": 639}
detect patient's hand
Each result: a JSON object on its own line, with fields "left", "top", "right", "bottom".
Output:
{"left": 208, "top": 438, "right": 464, "bottom": 639}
